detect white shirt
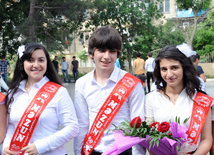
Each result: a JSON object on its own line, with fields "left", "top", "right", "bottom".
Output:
{"left": 212, "top": 98, "right": 214, "bottom": 121}
{"left": 145, "top": 89, "right": 213, "bottom": 146}
{"left": 145, "top": 89, "right": 194, "bottom": 128}
{"left": 74, "top": 66, "right": 146, "bottom": 155}
{"left": 61, "top": 61, "right": 68, "bottom": 70}
{"left": 145, "top": 57, "right": 155, "bottom": 72}
{"left": 2, "top": 76, "right": 79, "bottom": 155}
{"left": 198, "top": 77, "right": 206, "bottom": 93}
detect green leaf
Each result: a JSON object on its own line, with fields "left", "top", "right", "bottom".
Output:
{"left": 183, "top": 117, "right": 190, "bottom": 124}
{"left": 121, "top": 122, "right": 128, "bottom": 126}
{"left": 156, "top": 139, "right": 159, "bottom": 147}
{"left": 176, "top": 144, "right": 180, "bottom": 153}
{"left": 124, "top": 119, "right": 130, "bottom": 125}
{"left": 175, "top": 116, "right": 178, "bottom": 123}
{"left": 178, "top": 117, "right": 180, "bottom": 124}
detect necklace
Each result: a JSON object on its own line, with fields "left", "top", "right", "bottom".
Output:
{"left": 165, "top": 93, "right": 179, "bottom": 104}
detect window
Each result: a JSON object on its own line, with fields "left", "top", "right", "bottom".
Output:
{"left": 79, "top": 31, "right": 89, "bottom": 45}
{"left": 183, "top": 22, "right": 189, "bottom": 29}
{"left": 80, "top": 60, "right": 86, "bottom": 67}
{"left": 159, "top": 0, "right": 170, "bottom": 13}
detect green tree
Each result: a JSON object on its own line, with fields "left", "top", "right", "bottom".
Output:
{"left": 193, "top": 10, "right": 214, "bottom": 62}
{"left": 0, "top": 0, "right": 29, "bottom": 57}
{"left": 86, "top": 0, "right": 162, "bottom": 73}
{"left": 176, "top": 0, "right": 212, "bottom": 49}
{"left": 77, "top": 50, "right": 88, "bottom": 63}
{"left": 151, "top": 21, "right": 186, "bottom": 56}
{"left": 0, "top": 0, "right": 90, "bottom": 56}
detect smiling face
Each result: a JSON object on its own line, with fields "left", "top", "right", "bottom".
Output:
{"left": 159, "top": 58, "right": 184, "bottom": 89}
{"left": 91, "top": 49, "right": 117, "bottom": 75}
{"left": 24, "top": 49, "right": 47, "bottom": 84}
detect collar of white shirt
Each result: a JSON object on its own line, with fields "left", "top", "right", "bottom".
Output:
{"left": 19, "top": 76, "right": 49, "bottom": 92}
{"left": 90, "top": 66, "right": 119, "bottom": 85}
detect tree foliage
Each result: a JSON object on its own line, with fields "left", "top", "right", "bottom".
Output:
{"left": 193, "top": 10, "right": 214, "bottom": 62}
{"left": 0, "top": 0, "right": 29, "bottom": 57}
{"left": 86, "top": 0, "right": 163, "bottom": 73}
{"left": 175, "top": 0, "right": 212, "bottom": 49}
{"left": 151, "top": 21, "right": 186, "bottom": 57}
{"left": 0, "top": 0, "right": 90, "bottom": 56}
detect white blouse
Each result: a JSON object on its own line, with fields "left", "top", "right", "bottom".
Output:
{"left": 2, "top": 76, "right": 79, "bottom": 155}
{"left": 145, "top": 89, "right": 195, "bottom": 128}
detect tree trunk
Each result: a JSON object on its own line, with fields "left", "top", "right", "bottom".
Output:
{"left": 127, "top": 47, "right": 133, "bottom": 74}
{"left": 28, "top": 0, "right": 36, "bottom": 42}
{"left": 190, "top": 9, "right": 198, "bottom": 50}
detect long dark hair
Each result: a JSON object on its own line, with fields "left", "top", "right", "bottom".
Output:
{"left": 153, "top": 45, "right": 205, "bottom": 99}
{"left": 6, "top": 43, "right": 62, "bottom": 110}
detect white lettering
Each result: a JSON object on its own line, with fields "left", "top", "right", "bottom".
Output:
{"left": 118, "top": 88, "right": 125, "bottom": 95}
{"left": 41, "top": 93, "right": 48, "bottom": 99}
{"left": 24, "top": 119, "right": 31, "bottom": 127}
{"left": 193, "top": 122, "right": 200, "bottom": 131}
{"left": 100, "top": 114, "right": 107, "bottom": 122}
{"left": 104, "top": 108, "right": 112, "bottom": 115}
{"left": 196, "top": 109, "right": 203, "bottom": 115}
{"left": 36, "top": 97, "right": 45, "bottom": 104}
{"left": 31, "top": 104, "right": 41, "bottom": 112}
{"left": 108, "top": 100, "right": 117, "bottom": 109}
{"left": 16, "top": 134, "right": 25, "bottom": 142}
{"left": 92, "top": 128, "right": 99, "bottom": 136}
{"left": 190, "top": 131, "right": 196, "bottom": 137}
{"left": 20, "top": 126, "right": 28, "bottom": 134}
{"left": 96, "top": 121, "right": 103, "bottom": 128}
{"left": 114, "top": 93, "right": 122, "bottom": 101}
{"left": 188, "top": 137, "right": 193, "bottom": 143}
{"left": 28, "top": 111, "right": 35, "bottom": 118}
{"left": 194, "top": 114, "right": 202, "bottom": 121}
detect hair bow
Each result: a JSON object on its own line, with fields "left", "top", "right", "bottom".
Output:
{"left": 17, "top": 45, "right": 25, "bottom": 58}
{"left": 176, "top": 43, "right": 196, "bottom": 57}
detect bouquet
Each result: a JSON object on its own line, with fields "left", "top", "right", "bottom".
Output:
{"left": 102, "top": 116, "right": 197, "bottom": 155}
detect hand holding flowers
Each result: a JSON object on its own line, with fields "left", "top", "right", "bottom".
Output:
{"left": 103, "top": 116, "right": 196, "bottom": 155}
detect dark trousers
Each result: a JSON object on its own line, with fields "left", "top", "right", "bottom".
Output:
{"left": 146, "top": 72, "right": 154, "bottom": 92}
{"left": 91, "top": 148, "right": 132, "bottom": 155}
{"left": 72, "top": 70, "right": 79, "bottom": 82}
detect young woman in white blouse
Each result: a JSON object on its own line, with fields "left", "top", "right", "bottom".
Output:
{"left": 2, "top": 43, "right": 79, "bottom": 155}
{"left": 145, "top": 44, "right": 212, "bottom": 155}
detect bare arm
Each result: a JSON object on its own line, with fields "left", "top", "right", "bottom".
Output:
{"left": 0, "top": 104, "right": 7, "bottom": 144}
{"left": 210, "top": 121, "right": 214, "bottom": 155}
{"left": 199, "top": 73, "right": 206, "bottom": 82}
{"left": 7, "top": 65, "right": 11, "bottom": 74}
{"left": 193, "top": 109, "right": 212, "bottom": 155}
{"left": 133, "top": 61, "right": 136, "bottom": 69}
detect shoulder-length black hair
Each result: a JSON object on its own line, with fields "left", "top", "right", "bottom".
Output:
{"left": 6, "top": 43, "right": 62, "bottom": 110}
{"left": 153, "top": 45, "right": 205, "bottom": 99}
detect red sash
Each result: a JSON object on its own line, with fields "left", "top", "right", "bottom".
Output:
{"left": 9, "top": 81, "right": 61, "bottom": 155}
{"left": 0, "top": 92, "right": 5, "bottom": 102}
{"left": 187, "top": 92, "right": 213, "bottom": 144}
{"left": 81, "top": 73, "right": 142, "bottom": 155}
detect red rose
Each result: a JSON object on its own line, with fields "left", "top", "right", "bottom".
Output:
{"left": 149, "top": 122, "right": 160, "bottom": 128}
{"left": 157, "top": 122, "right": 170, "bottom": 133}
{"left": 168, "top": 132, "right": 172, "bottom": 136}
{"left": 130, "top": 116, "right": 142, "bottom": 128}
